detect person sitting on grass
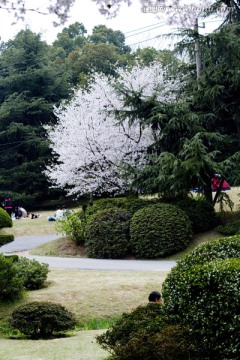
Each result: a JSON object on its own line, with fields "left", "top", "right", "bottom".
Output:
{"left": 148, "top": 291, "right": 162, "bottom": 303}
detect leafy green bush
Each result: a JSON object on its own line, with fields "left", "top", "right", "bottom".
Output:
{"left": 168, "top": 235, "right": 240, "bottom": 272}
{"left": 163, "top": 258, "right": 240, "bottom": 359}
{"left": 176, "top": 197, "right": 217, "bottom": 233}
{"left": 216, "top": 221, "right": 240, "bottom": 236}
{"left": 0, "top": 234, "right": 14, "bottom": 246}
{"left": 130, "top": 203, "right": 192, "bottom": 259}
{"left": 0, "top": 208, "right": 12, "bottom": 229}
{"left": 56, "top": 210, "right": 86, "bottom": 244}
{"left": 85, "top": 209, "right": 131, "bottom": 259}
{"left": 13, "top": 257, "right": 49, "bottom": 290}
{"left": 0, "top": 254, "right": 24, "bottom": 300}
{"left": 97, "top": 303, "right": 166, "bottom": 352}
{"left": 108, "top": 326, "right": 194, "bottom": 360}
{"left": 11, "top": 301, "right": 76, "bottom": 338}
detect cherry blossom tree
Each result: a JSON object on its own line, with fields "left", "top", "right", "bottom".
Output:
{"left": 0, "top": 1, "right": 230, "bottom": 26}
{"left": 45, "top": 63, "right": 178, "bottom": 197}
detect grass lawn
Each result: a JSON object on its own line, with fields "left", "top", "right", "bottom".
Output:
{"left": 0, "top": 209, "right": 170, "bottom": 359}
{"left": 1, "top": 210, "right": 57, "bottom": 237}
{"left": 0, "top": 330, "right": 107, "bottom": 360}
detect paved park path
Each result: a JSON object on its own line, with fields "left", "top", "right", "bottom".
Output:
{"left": 0, "top": 235, "right": 176, "bottom": 272}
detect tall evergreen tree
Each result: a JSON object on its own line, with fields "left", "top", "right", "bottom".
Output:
{"left": 0, "top": 29, "right": 71, "bottom": 206}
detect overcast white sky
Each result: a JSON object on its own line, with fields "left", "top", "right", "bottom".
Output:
{"left": 0, "top": 0, "right": 223, "bottom": 50}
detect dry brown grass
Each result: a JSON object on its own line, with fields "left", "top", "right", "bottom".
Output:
{"left": 9, "top": 269, "right": 167, "bottom": 323}
{"left": 30, "top": 237, "right": 87, "bottom": 257}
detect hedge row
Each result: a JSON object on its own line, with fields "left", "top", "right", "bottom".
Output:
{"left": 57, "top": 196, "right": 217, "bottom": 259}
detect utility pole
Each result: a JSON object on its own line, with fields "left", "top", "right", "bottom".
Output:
{"left": 194, "top": 17, "right": 202, "bottom": 79}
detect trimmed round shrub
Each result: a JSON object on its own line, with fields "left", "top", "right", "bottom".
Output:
{"left": 97, "top": 303, "right": 166, "bottom": 351}
{"left": 11, "top": 301, "right": 76, "bottom": 338}
{"left": 0, "top": 208, "right": 12, "bottom": 228}
{"left": 85, "top": 209, "right": 131, "bottom": 259}
{"left": 0, "top": 254, "right": 24, "bottom": 300}
{"left": 163, "top": 258, "right": 240, "bottom": 359}
{"left": 176, "top": 197, "right": 217, "bottom": 233}
{"left": 130, "top": 203, "right": 192, "bottom": 259}
{"left": 13, "top": 257, "right": 49, "bottom": 290}
{"left": 0, "top": 234, "right": 14, "bottom": 247}
{"left": 163, "top": 236, "right": 240, "bottom": 315}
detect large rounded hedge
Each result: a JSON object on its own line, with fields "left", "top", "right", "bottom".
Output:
{"left": 85, "top": 209, "right": 131, "bottom": 259}
{"left": 163, "top": 258, "right": 240, "bottom": 359}
{"left": 176, "top": 197, "right": 217, "bottom": 233}
{"left": 130, "top": 203, "right": 192, "bottom": 259}
{"left": 0, "top": 208, "right": 12, "bottom": 229}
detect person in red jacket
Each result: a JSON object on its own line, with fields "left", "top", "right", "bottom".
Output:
{"left": 4, "top": 195, "right": 13, "bottom": 216}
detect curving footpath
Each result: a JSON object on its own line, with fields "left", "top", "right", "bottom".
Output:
{"left": 0, "top": 235, "right": 176, "bottom": 272}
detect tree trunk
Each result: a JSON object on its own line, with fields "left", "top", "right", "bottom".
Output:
{"left": 203, "top": 181, "right": 213, "bottom": 204}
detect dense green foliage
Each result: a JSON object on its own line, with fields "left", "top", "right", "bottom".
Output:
{"left": 176, "top": 197, "right": 217, "bottom": 233}
{"left": 0, "top": 234, "right": 14, "bottom": 246}
{"left": 163, "top": 259, "right": 240, "bottom": 359}
{"left": 0, "top": 208, "right": 12, "bottom": 228}
{"left": 107, "top": 326, "right": 193, "bottom": 360}
{"left": 97, "top": 303, "right": 167, "bottom": 351}
{"left": 162, "top": 236, "right": 240, "bottom": 358}
{"left": 216, "top": 221, "right": 240, "bottom": 235}
{"left": 85, "top": 209, "right": 131, "bottom": 259}
{"left": 85, "top": 196, "right": 155, "bottom": 218}
{"left": 0, "top": 29, "right": 71, "bottom": 206}
{"left": 97, "top": 304, "right": 194, "bottom": 360}
{"left": 98, "top": 236, "right": 240, "bottom": 359}
{"left": 11, "top": 301, "right": 76, "bottom": 338}
{"left": 0, "top": 254, "right": 23, "bottom": 300}
{"left": 56, "top": 210, "right": 86, "bottom": 244}
{"left": 130, "top": 203, "right": 192, "bottom": 259}
{"left": 13, "top": 257, "right": 49, "bottom": 290}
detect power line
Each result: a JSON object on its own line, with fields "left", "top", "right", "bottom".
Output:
{"left": 125, "top": 23, "right": 167, "bottom": 38}
{"left": 124, "top": 21, "right": 166, "bottom": 35}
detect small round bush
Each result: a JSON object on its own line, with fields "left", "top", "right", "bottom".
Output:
{"left": 130, "top": 203, "right": 192, "bottom": 259}
{"left": 85, "top": 209, "right": 131, "bottom": 259}
{"left": 0, "top": 254, "right": 23, "bottom": 300}
{"left": 176, "top": 198, "right": 217, "bottom": 233}
{"left": 0, "top": 208, "right": 12, "bottom": 229}
{"left": 13, "top": 257, "right": 49, "bottom": 290}
{"left": 11, "top": 301, "right": 76, "bottom": 338}
{"left": 163, "top": 258, "right": 240, "bottom": 359}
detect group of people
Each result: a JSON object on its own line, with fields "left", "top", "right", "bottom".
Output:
{"left": 48, "top": 205, "right": 71, "bottom": 221}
